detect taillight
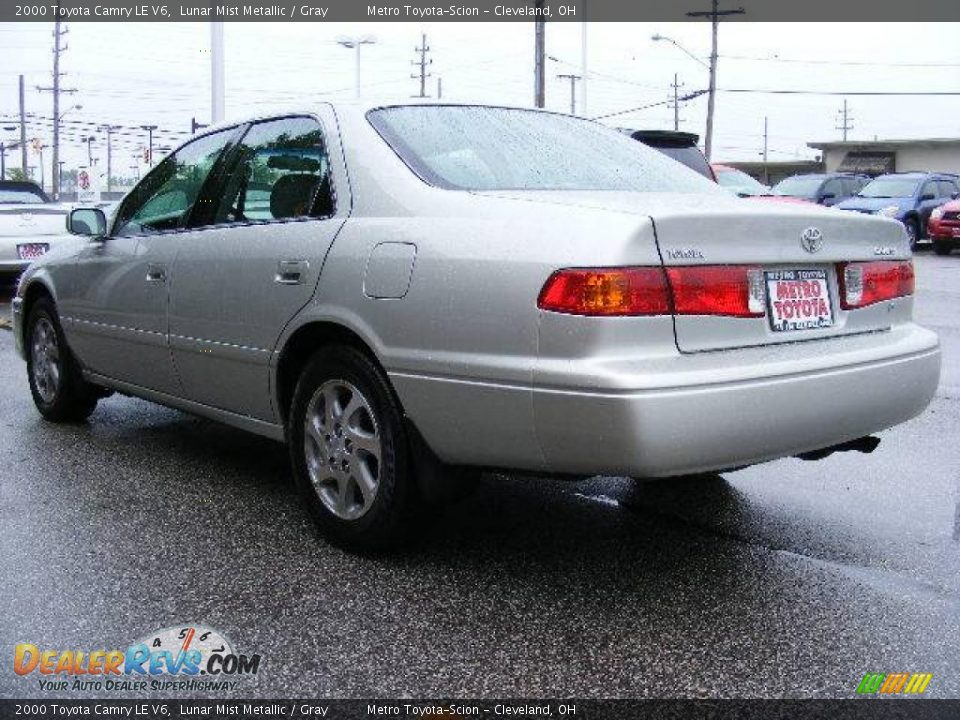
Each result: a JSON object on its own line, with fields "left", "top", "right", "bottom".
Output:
{"left": 537, "top": 265, "right": 766, "bottom": 318}
{"left": 665, "top": 265, "right": 766, "bottom": 318}
{"left": 838, "top": 260, "right": 914, "bottom": 309}
{"left": 537, "top": 267, "right": 671, "bottom": 316}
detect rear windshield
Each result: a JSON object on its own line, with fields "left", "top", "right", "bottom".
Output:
{"left": 368, "top": 106, "right": 721, "bottom": 193}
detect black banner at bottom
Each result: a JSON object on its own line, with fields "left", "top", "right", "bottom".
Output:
{"left": 2, "top": 700, "right": 960, "bottom": 720}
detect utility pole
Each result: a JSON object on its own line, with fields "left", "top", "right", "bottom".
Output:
{"left": 411, "top": 33, "right": 432, "bottom": 98}
{"left": 557, "top": 73, "right": 582, "bottom": 115}
{"left": 210, "top": 22, "right": 225, "bottom": 124}
{"left": 762, "top": 115, "right": 769, "bottom": 185}
{"left": 19, "top": 75, "right": 28, "bottom": 177}
{"left": 436, "top": 77, "right": 442, "bottom": 99}
{"left": 141, "top": 125, "right": 157, "bottom": 167}
{"left": 836, "top": 99, "right": 853, "bottom": 141}
{"left": 669, "top": 73, "right": 684, "bottom": 131}
{"left": 580, "top": 12, "right": 588, "bottom": 117}
{"left": 686, "top": 0, "right": 745, "bottom": 161}
{"left": 36, "top": 5, "right": 77, "bottom": 199}
{"left": 84, "top": 135, "right": 94, "bottom": 166}
{"left": 534, "top": 3, "right": 546, "bottom": 108}
{"left": 98, "top": 124, "right": 119, "bottom": 193}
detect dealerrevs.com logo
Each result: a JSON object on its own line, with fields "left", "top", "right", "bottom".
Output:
{"left": 13, "top": 625, "right": 262, "bottom": 693}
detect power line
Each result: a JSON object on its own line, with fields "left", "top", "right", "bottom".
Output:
{"left": 718, "top": 53, "right": 960, "bottom": 68}
{"left": 592, "top": 91, "right": 708, "bottom": 121}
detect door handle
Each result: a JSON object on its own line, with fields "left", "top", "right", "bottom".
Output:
{"left": 145, "top": 264, "right": 167, "bottom": 283}
{"left": 275, "top": 259, "right": 309, "bottom": 285}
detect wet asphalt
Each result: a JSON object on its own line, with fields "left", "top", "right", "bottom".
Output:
{"left": 0, "top": 253, "right": 958, "bottom": 700}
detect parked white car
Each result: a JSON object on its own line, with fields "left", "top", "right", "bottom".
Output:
{"left": 0, "top": 181, "right": 72, "bottom": 283}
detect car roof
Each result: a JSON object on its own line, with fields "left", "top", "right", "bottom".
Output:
{"left": 0, "top": 179, "right": 51, "bottom": 201}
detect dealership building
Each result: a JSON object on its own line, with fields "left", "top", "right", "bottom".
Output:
{"left": 806, "top": 138, "right": 960, "bottom": 176}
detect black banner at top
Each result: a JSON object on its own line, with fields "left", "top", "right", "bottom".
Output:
{"left": 4, "top": 0, "right": 960, "bottom": 22}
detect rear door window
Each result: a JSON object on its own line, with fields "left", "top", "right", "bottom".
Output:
{"left": 212, "top": 116, "right": 334, "bottom": 225}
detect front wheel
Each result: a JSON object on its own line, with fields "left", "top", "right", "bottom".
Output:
{"left": 288, "top": 344, "right": 418, "bottom": 552}
{"left": 904, "top": 217, "right": 921, "bottom": 251}
{"left": 933, "top": 240, "right": 953, "bottom": 256}
{"left": 26, "top": 298, "right": 98, "bottom": 422}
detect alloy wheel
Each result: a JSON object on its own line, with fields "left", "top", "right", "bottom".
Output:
{"left": 31, "top": 316, "right": 61, "bottom": 404}
{"left": 303, "top": 379, "right": 382, "bottom": 521}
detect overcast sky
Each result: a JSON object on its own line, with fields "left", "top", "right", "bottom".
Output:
{"left": 1, "top": 21, "right": 959, "bottom": 183}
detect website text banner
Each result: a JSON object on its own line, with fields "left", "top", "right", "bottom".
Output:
{"left": 4, "top": 0, "right": 960, "bottom": 22}
{"left": 4, "top": 700, "right": 960, "bottom": 720}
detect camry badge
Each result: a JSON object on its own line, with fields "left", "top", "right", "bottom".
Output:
{"left": 800, "top": 227, "right": 824, "bottom": 254}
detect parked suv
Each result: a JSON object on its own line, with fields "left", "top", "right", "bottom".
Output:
{"left": 772, "top": 173, "right": 868, "bottom": 206}
{"left": 620, "top": 129, "right": 717, "bottom": 181}
{"left": 835, "top": 172, "right": 960, "bottom": 249}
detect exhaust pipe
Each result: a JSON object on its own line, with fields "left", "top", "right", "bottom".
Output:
{"left": 796, "top": 435, "right": 881, "bottom": 462}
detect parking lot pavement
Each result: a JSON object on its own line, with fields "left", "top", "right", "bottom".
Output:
{"left": 0, "top": 254, "right": 958, "bottom": 700}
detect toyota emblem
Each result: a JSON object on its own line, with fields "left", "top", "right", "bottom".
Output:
{"left": 800, "top": 227, "right": 824, "bottom": 254}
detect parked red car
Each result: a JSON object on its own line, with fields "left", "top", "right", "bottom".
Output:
{"left": 928, "top": 199, "right": 960, "bottom": 255}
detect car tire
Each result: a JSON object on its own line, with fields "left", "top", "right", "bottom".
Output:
{"left": 933, "top": 241, "right": 953, "bottom": 256}
{"left": 25, "top": 297, "right": 99, "bottom": 423}
{"left": 904, "top": 217, "right": 921, "bottom": 251}
{"left": 288, "top": 344, "right": 417, "bottom": 553}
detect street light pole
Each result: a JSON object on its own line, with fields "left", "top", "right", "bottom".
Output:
{"left": 337, "top": 36, "right": 377, "bottom": 100}
{"left": 210, "top": 21, "right": 225, "bottom": 123}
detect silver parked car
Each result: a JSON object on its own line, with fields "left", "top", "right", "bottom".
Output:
{"left": 12, "top": 104, "right": 941, "bottom": 551}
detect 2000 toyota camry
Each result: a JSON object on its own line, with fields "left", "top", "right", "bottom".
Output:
{"left": 12, "top": 104, "right": 941, "bottom": 551}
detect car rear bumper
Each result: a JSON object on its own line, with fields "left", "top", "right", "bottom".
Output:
{"left": 533, "top": 324, "right": 940, "bottom": 477}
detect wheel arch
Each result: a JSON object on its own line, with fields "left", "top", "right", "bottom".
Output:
{"left": 19, "top": 277, "right": 57, "bottom": 345}
{"left": 273, "top": 318, "right": 387, "bottom": 426}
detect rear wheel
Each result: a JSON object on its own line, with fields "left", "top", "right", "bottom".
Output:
{"left": 933, "top": 240, "right": 953, "bottom": 256}
{"left": 904, "top": 217, "right": 921, "bottom": 251}
{"left": 288, "top": 344, "right": 418, "bottom": 552}
{"left": 26, "top": 298, "right": 99, "bottom": 422}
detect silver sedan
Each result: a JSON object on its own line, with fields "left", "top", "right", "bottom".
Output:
{"left": 11, "top": 103, "right": 940, "bottom": 551}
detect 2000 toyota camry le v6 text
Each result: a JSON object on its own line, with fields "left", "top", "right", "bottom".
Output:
{"left": 11, "top": 103, "right": 941, "bottom": 551}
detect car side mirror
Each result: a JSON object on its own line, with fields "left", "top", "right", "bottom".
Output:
{"left": 820, "top": 193, "right": 836, "bottom": 201}
{"left": 68, "top": 208, "right": 107, "bottom": 237}
{"left": 920, "top": 193, "right": 936, "bottom": 201}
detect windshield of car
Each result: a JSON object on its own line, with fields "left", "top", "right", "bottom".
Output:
{"left": 0, "top": 187, "right": 49, "bottom": 204}
{"left": 858, "top": 177, "right": 921, "bottom": 198}
{"left": 368, "top": 106, "right": 721, "bottom": 193}
{"left": 772, "top": 175, "right": 823, "bottom": 197}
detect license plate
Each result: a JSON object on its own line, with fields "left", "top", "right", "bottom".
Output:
{"left": 766, "top": 268, "right": 834, "bottom": 333}
{"left": 17, "top": 243, "right": 49, "bottom": 260}
{"left": 952, "top": 228, "right": 960, "bottom": 238}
